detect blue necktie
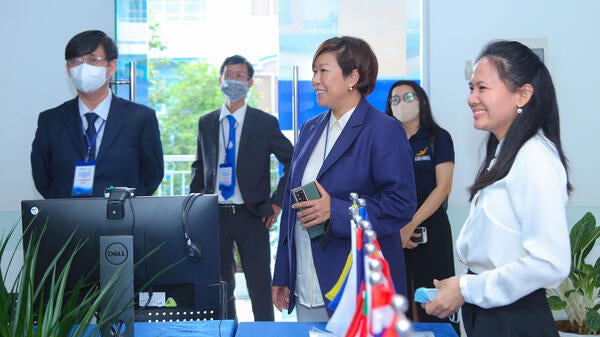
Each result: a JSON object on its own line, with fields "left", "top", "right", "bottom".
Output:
{"left": 85, "top": 112, "right": 99, "bottom": 160}
{"left": 221, "top": 115, "right": 236, "bottom": 199}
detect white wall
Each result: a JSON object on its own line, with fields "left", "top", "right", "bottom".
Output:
{"left": 0, "top": 0, "right": 114, "bottom": 212}
{"left": 426, "top": 0, "right": 600, "bottom": 208}
{"left": 0, "top": 0, "right": 114, "bottom": 288}
{"left": 425, "top": 0, "right": 600, "bottom": 287}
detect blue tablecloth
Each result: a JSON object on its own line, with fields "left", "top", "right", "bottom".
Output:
{"left": 135, "top": 320, "right": 236, "bottom": 337}
{"left": 74, "top": 320, "right": 237, "bottom": 337}
{"left": 235, "top": 321, "right": 458, "bottom": 337}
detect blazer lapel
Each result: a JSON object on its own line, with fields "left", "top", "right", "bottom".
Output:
{"left": 317, "top": 97, "right": 368, "bottom": 179}
{"left": 61, "top": 97, "right": 87, "bottom": 159}
{"left": 96, "top": 95, "right": 125, "bottom": 161}
{"left": 237, "top": 107, "right": 255, "bottom": 159}
{"left": 207, "top": 111, "right": 220, "bottom": 170}
{"left": 291, "top": 112, "right": 329, "bottom": 187}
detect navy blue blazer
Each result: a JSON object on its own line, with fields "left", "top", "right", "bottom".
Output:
{"left": 189, "top": 106, "right": 293, "bottom": 217}
{"left": 31, "top": 95, "right": 164, "bottom": 198}
{"left": 272, "top": 97, "right": 417, "bottom": 313}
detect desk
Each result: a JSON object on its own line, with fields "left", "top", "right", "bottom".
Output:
{"left": 235, "top": 322, "right": 458, "bottom": 337}
{"left": 135, "top": 320, "right": 236, "bottom": 337}
{"left": 76, "top": 320, "right": 237, "bottom": 337}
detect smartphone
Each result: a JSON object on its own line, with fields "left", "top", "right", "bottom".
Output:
{"left": 291, "top": 181, "right": 321, "bottom": 205}
{"left": 411, "top": 226, "right": 428, "bottom": 244}
{"left": 291, "top": 181, "right": 323, "bottom": 239}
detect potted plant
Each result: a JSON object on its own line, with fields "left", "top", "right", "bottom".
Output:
{"left": 547, "top": 212, "right": 600, "bottom": 335}
{"left": 0, "top": 220, "right": 130, "bottom": 337}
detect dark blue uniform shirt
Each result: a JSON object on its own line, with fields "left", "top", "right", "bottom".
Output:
{"left": 409, "top": 126, "right": 454, "bottom": 204}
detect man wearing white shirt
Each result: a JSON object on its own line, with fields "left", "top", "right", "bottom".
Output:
{"left": 190, "top": 55, "right": 293, "bottom": 321}
{"left": 31, "top": 30, "right": 164, "bottom": 198}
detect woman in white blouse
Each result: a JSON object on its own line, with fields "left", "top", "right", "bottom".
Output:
{"left": 424, "top": 40, "right": 572, "bottom": 337}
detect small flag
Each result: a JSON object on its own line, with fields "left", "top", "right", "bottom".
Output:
{"left": 326, "top": 194, "right": 411, "bottom": 337}
{"left": 368, "top": 255, "right": 396, "bottom": 337}
{"left": 326, "top": 217, "right": 359, "bottom": 336}
{"left": 326, "top": 252, "right": 352, "bottom": 305}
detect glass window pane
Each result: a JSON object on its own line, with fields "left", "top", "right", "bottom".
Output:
{"left": 116, "top": 0, "right": 422, "bottom": 190}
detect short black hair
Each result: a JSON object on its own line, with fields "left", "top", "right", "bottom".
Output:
{"left": 312, "top": 36, "right": 379, "bottom": 96}
{"left": 220, "top": 55, "right": 254, "bottom": 79}
{"left": 65, "top": 30, "right": 118, "bottom": 61}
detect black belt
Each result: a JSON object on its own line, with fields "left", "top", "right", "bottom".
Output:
{"left": 218, "top": 204, "right": 247, "bottom": 215}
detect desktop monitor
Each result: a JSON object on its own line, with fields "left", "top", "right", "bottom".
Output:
{"left": 21, "top": 194, "right": 225, "bottom": 321}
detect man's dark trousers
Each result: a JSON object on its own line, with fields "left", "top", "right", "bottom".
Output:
{"left": 219, "top": 206, "right": 274, "bottom": 321}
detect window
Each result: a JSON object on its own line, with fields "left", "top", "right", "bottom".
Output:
{"left": 115, "top": 0, "right": 423, "bottom": 195}
{"left": 125, "top": 0, "right": 147, "bottom": 22}
{"left": 115, "top": 1, "right": 423, "bottom": 322}
{"left": 148, "top": 0, "right": 206, "bottom": 22}
{"left": 251, "top": 0, "right": 277, "bottom": 16}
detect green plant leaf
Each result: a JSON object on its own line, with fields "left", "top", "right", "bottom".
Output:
{"left": 548, "top": 295, "right": 566, "bottom": 310}
{"left": 0, "top": 215, "right": 156, "bottom": 337}
{"left": 548, "top": 211, "right": 600, "bottom": 335}
{"left": 585, "top": 309, "right": 600, "bottom": 334}
{"left": 594, "top": 258, "right": 600, "bottom": 289}
{"left": 571, "top": 212, "right": 600, "bottom": 270}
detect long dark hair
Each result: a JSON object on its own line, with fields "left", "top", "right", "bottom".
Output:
{"left": 469, "top": 40, "right": 572, "bottom": 199}
{"left": 384, "top": 80, "right": 441, "bottom": 138}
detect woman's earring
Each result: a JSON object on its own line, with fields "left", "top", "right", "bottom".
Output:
{"left": 517, "top": 107, "right": 523, "bottom": 114}
{"left": 349, "top": 86, "right": 353, "bottom": 92}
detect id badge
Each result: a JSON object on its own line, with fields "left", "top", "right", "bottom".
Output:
{"left": 72, "top": 160, "right": 96, "bottom": 197}
{"left": 218, "top": 163, "right": 234, "bottom": 188}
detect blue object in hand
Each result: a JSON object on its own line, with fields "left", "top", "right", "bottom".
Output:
{"left": 414, "top": 287, "right": 439, "bottom": 303}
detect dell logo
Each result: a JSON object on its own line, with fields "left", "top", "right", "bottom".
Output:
{"left": 104, "top": 242, "right": 129, "bottom": 265}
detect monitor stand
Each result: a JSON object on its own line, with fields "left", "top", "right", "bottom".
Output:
{"left": 99, "top": 235, "right": 134, "bottom": 337}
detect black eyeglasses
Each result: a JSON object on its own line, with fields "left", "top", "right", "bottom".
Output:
{"left": 390, "top": 92, "right": 416, "bottom": 105}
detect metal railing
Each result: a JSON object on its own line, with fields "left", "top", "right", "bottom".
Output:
{"left": 157, "top": 154, "right": 280, "bottom": 196}
{"left": 157, "top": 155, "right": 194, "bottom": 196}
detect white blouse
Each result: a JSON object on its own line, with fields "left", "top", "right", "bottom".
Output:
{"left": 294, "top": 109, "right": 354, "bottom": 308}
{"left": 456, "top": 131, "right": 571, "bottom": 308}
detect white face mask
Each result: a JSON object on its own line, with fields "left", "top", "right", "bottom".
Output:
{"left": 70, "top": 64, "right": 108, "bottom": 93}
{"left": 392, "top": 102, "right": 420, "bottom": 123}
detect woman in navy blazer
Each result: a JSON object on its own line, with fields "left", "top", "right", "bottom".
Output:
{"left": 272, "top": 36, "right": 417, "bottom": 321}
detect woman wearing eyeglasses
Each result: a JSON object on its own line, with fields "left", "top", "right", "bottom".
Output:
{"left": 384, "top": 80, "right": 457, "bottom": 331}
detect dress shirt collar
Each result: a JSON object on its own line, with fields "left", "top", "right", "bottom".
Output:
{"left": 220, "top": 102, "right": 247, "bottom": 125}
{"left": 412, "top": 125, "right": 428, "bottom": 139}
{"left": 487, "top": 138, "right": 504, "bottom": 171}
{"left": 78, "top": 88, "right": 112, "bottom": 121}
{"left": 330, "top": 106, "right": 355, "bottom": 130}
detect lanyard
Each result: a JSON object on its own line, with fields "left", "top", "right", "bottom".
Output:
{"left": 220, "top": 119, "right": 234, "bottom": 163}
{"left": 323, "top": 118, "right": 331, "bottom": 163}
